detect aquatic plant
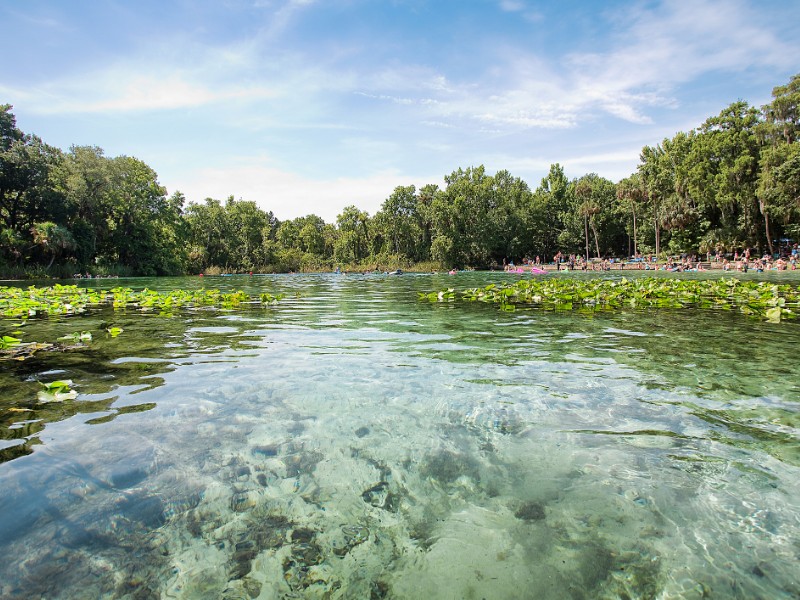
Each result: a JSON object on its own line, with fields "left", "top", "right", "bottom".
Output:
{"left": 37, "top": 379, "right": 78, "bottom": 402}
{"left": 58, "top": 331, "right": 92, "bottom": 343}
{"left": 0, "top": 284, "right": 288, "bottom": 360}
{"left": 0, "top": 285, "right": 286, "bottom": 320}
{"left": 420, "top": 277, "right": 800, "bottom": 322}
{"left": 0, "top": 335, "right": 21, "bottom": 349}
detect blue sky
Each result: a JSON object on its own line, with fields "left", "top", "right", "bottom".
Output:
{"left": 2, "top": 0, "right": 798, "bottom": 222}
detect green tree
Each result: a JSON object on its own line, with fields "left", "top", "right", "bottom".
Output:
{"left": 184, "top": 198, "right": 233, "bottom": 270}
{"left": 30, "top": 221, "right": 75, "bottom": 270}
{"left": 688, "top": 102, "right": 762, "bottom": 251}
{"left": 616, "top": 174, "right": 646, "bottom": 257}
{"left": 335, "top": 205, "right": 370, "bottom": 263}
{"left": 430, "top": 165, "right": 512, "bottom": 267}
{"left": 532, "top": 164, "right": 571, "bottom": 262}
{"left": 375, "top": 185, "right": 420, "bottom": 258}
{"left": 491, "top": 169, "right": 533, "bottom": 261}
{"left": 638, "top": 145, "right": 671, "bottom": 256}
{"left": 0, "top": 111, "right": 65, "bottom": 236}
{"left": 55, "top": 146, "right": 113, "bottom": 264}
{"left": 575, "top": 178, "right": 597, "bottom": 259}
{"left": 99, "top": 156, "right": 183, "bottom": 274}
{"left": 758, "top": 73, "right": 800, "bottom": 253}
{"left": 226, "top": 198, "right": 269, "bottom": 269}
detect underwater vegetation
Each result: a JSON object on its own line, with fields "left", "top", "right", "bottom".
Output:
{"left": 0, "top": 284, "right": 285, "bottom": 320}
{"left": 0, "top": 285, "right": 286, "bottom": 361}
{"left": 420, "top": 277, "right": 800, "bottom": 322}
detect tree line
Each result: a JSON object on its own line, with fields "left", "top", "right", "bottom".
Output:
{"left": 1, "top": 73, "right": 798, "bottom": 277}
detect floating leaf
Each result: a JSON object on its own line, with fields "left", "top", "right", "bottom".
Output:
{"left": 1, "top": 335, "right": 22, "bottom": 349}
{"left": 40, "top": 379, "right": 74, "bottom": 392}
{"left": 107, "top": 327, "right": 124, "bottom": 338}
{"left": 37, "top": 379, "right": 77, "bottom": 402}
{"left": 1, "top": 285, "right": 285, "bottom": 320}
{"left": 58, "top": 331, "right": 93, "bottom": 343}
{"left": 38, "top": 389, "right": 78, "bottom": 403}
{"left": 422, "top": 277, "right": 800, "bottom": 323}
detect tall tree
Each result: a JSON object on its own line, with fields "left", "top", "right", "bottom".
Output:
{"left": 55, "top": 146, "right": 116, "bottom": 265}
{"left": 689, "top": 101, "right": 762, "bottom": 250}
{"left": 0, "top": 109, "right": 65, "bottom": 236}
{"left": 575, "top": 177, "right": 597, "bottom": 259}
{"left": 375, "top": 185, "right": 420, "bottom": 258}
{"left": 30, "top": 221, "right": 75, "bottom": 270}
{"left": 758, "top": 74, "right": 800, "bottom": 254}
{"left": 616, "top": 174, "right": 646, "bottom": 257}
{"left": 335, "top": 205, "right": 370, "bottom": 263}
{"left": 532, "top": 164, "right": 571, "bottom": 262}
{"left": 638, "top": 145, "right": 671, "bottom": 257}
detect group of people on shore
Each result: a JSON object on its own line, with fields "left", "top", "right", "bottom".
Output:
{"left": 716, "top": 245, "right": 798, "bottom": 272}
{"left": 71, "top": 273, "right": 120, "bottom": 279}
{"left": 501, "top": 243, "right": 799, "bottom": 273}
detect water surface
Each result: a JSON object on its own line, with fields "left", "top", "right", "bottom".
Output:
{"left": 1, "top": 272, "right": 798, "bottom": 599}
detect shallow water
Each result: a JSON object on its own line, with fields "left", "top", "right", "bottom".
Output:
{"left": 1, "top": 272, "right": 799, "bottom": 599}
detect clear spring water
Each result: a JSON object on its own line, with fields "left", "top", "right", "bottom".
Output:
{"left": 1, "top": 272, "right": 798, "bottom": 599}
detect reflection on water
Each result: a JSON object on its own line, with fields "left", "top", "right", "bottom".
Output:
{"left": 1, "top": 272, "right": 799, "bottom": 598}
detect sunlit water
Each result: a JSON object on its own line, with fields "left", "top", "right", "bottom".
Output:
{"left": 1, "top": 272, "right": 798, "bottom": 599}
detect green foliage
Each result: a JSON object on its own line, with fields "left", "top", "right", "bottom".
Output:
{"left": 40, "top": 379, "right": 73, "bottom": 392}
{"left": 37, "top": 379, "right": 77, "bottom": 402}
{"left": 2, "top": 72, "right": 799, "bottom": 277}
{"left": 422, "top": 277, "right": 799, "bottom": 322}
{"left": 0, "top": 334, "right": 21, "bottom": 349}
{"left": 0, "top": 285, "right": 289, "bottom": 361}
{"left": 0, "top": 284, "right": 286, "bottom": 320}
{"left": 57, "top": 331, "right": 92, "bottom": 343}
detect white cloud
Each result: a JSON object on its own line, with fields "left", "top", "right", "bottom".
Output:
{"left": 374, "top": 0, "right": 795, "bottom": 136}
{"left": 12, "top": 74, "right": 275, "bottom": 115}
{"left": 490, "top": 148, "right": 645, "bottom": 184}
{"left": 497, "top": 0, "right": 543, "bottom": 22}
{"left": 254, "top": 0, "right": 318, "bottom": 39}
{"left": 354, "top": 92, "right": 416, "bottom": 105}
{"left": 167, "top": 160, "right": 442, "bottom": 222}
{"left": 561, "top": 0, "right": 797, "bottom": 122}
{"left": 499, "top": 0, "right": 525, "bottom": 11}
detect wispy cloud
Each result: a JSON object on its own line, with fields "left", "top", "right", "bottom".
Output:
{"left": 423, "top": 0, "right": 799, "bottom": 130}
{"left": 490, "top": 147, "right": 648, "bottom": 183}
{"left": 7, "top": 73, "right": 274, "bottom": 115}
{"left": 3, "top": 0, "right": 796, "bottom": 218}
{"left": 562, "top": 0, "right": 797, "bottom": 121}
{"left": 497, "top": 0, "right": 543, "bottom": 22}
{"left": 258, "top": 0, "right": 318, "bottom": 38}
{"left": 499, "top": 0, "right": 525, "bottom": 11}
{"left": 170, "top": 159, "right": 441, "bottom": 221}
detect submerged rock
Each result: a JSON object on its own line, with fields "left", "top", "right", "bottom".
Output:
{"left": 117, "top": 492, "right": 166, "bottom": 529}
{"left": 515, "top": 500, "right": 546, "bottom": 521}
{"left": 252, "top": 444, "right": 280, "bottom": 457}
{"left": 108, "top": 465, "right": 149, "bottom": 490}
{"left": 421, "top": 449, "right": 480, "bottom": 485}
{"left": 361, "top": 481, "right": 398, "bottom": 511}
{"left": 283, "top": 449, "right": 324, "bottom": 478}
{"left": 230, "top": 491, "right": 258, "bottom": 513}
{"left": 464, "top": 404, "right": 526, "bottom": 435}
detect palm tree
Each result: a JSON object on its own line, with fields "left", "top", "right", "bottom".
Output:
{"left": 30, "top": 222, "right": 75, "bottom": 269}
{"left": 576, "top": 180, "right": 591, "bottom": 261}
{"left": 616, "top": 175, "right": 644, "bottom": 257}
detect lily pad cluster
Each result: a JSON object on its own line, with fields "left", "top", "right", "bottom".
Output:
{"left": 420, "top": 277, "right": 800, "bottom": 322}
{"left": 0, "top": 285, "right": 287, "bottom": 362}
{"left": 0, "top": 285, "right": 286, "bottom": 319}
